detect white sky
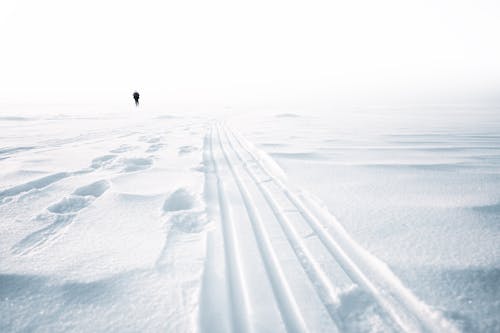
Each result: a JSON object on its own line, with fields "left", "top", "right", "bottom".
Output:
{"left": 1, "top": 0, "right": 499, "bottom": 106}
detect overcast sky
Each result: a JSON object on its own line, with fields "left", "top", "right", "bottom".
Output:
{"left": 1, "top": 0, "right": 499, "bottom": 106}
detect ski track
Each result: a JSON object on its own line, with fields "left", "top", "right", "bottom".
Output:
{"left": 2, "top": 118, "right": 464, "bottom": 332}
{"left": 217, "top": 122, "right": 458, "bottom": 333}
{"left": 224, "top": 125, "right": 414, "bottom": 331}
{"left": 215, "top": 125, "right": 309, "bottom": 333}
{"left": 220, "top": 127, "right": 343, "bottom": 333}
{"left": 208, "top": 126, "right": 252, "bottom": 333}
{"left": 199, "top": 129, "right": 233, "bottom": 333}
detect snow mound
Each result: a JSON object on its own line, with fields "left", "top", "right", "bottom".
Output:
{"left": 163, "top": 188, "right": 196, "bottom": 212}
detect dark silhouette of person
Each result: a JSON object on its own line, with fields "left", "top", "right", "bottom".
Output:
{"left": 133, "top": 91, "right": 140, "bottom": 106}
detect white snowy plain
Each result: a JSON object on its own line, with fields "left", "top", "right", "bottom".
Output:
{"left": 0, "top": 104, "right": 499, "bottom": 332}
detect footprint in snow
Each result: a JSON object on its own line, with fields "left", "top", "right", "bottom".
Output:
{"left": 11, "top": 214, "right": 76, "bottom": 255}
{"left": 120, "top": 157, "right": 153, "bottom": 173}
{"left": 147, "top": 136, "right": 162, "bottom": 143}
{"left": 161, "top": 188, "right": 208, "bottom": 232}
{"left": 177, "top": 146, "right": 198, "bottom": 155}
{"left": 11, "top": 180, "right": 110, "bottom": 255}
{"left": 155, "top": 189, "right": 208, "bottom": 271}
{"left": 170, "top": 211, "right": 208, "bottom": 233}
{"left": 47, "top": 196, "right": 93, "bottom": 214}
{"left": 146, "top": 143, "right": 166, "bottom": 153}
{"left": 138, "top": 135, "right": 164, "bottom": 143}
{"left": 162, "top": 188, "right": 197, "bottom": 213}
{"left": 0, "top": 172, "right": 70, "bottom": 204}
{"left": 110, "top": 145, "right": 134, "bottom": 154}
{"left": 73, "top": 179, "right": 110, "bottom": 197}
{"left": 0, "top": 146, "right": 37, "bottom": 157}
{"left": 90, "top": 155, "right": 117, "bottom": 169}
{"left": 191, "top": 163, "right": 205, "bottom": 172}
{"left": 335, "top": 287, "right": 384, "bottom": 332}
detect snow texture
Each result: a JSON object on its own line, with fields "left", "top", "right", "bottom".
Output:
{"left": 0, "top": 105, "right": 499, "bottom": 332}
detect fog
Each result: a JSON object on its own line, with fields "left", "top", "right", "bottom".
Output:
{"left": 1, "top": 0, "right": 499, "bottom": 106}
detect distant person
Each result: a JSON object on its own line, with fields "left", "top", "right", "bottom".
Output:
{"left": 133, "top": 91, "right": 140, "bottom": 106}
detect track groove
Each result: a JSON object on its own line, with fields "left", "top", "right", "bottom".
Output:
{"left": 221, "top": 126, "right": 343, "bottom": 332}
{"left": 208, "top": 126, "right": 252, "bottom": 333}
{"left": 216, "top": 124, "right": 308, "bottom": 333}
{"left": 225, "top": 124, "right": 457, "bottom": 333}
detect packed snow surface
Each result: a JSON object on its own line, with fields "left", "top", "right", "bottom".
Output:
{"left": 0, "top": 105, "right": 499, "bottom": 332}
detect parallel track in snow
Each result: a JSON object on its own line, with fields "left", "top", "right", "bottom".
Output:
{"left": 215, "top": 125, "right": 308, "bottom": 333}
{"left": 207, "top": 122, "right": 457, "bottom": 333}
{"left": 219, "top": 126, "right": 343, "bottom": 333}
{"left": 208, "top": 126, "right": 252, "bottom": 333}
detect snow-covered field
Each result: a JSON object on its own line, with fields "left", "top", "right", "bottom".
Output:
{"left": 1, "top": 105, "right": 499, "bottom": 332}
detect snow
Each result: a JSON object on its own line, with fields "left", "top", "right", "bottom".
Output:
{"left": 1, "top": 104, "right": 499, "bottom": 332}
{"left": 163, "top": 188, "right": 198, "bottom": 212}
